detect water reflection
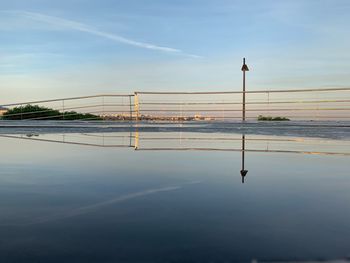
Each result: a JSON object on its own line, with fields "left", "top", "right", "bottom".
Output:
{"left": 1, "top": 131, "right": 350, "bottom": 186}
{"left": 1, "top": 131, "right": 350, "bottom": 262}
{"left": 1, "top": 130, "right": 349, "bottom": 155}
{"left": 241, "top": 135, "right": 248, "bottom": 183}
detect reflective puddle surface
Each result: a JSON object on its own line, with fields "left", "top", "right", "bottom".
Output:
{"left": 1, "top": 131, "right": 350, "bottom": 262}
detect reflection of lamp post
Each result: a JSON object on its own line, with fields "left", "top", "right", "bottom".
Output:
{"left": 241, "top": 58, "right": 249, "bottom": 122}
{"left": 240, "top": 135, "right": 248, "bottom": 183}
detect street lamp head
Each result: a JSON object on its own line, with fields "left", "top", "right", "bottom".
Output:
{"left": 241, "top": 57, "right": 249, "bottom": 71}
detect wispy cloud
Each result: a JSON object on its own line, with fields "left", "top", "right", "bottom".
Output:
{"left": 11, "top": 11, "right": 201, "bottom": 58}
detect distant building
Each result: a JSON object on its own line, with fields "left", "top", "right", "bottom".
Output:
{"left": 0, "top": 106, "right": 8, "bottom": 116}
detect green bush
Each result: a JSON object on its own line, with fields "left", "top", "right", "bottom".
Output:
{"left": 257, "top": 115, "right": 290, "bottom": 121}
{"left": 2, "top": 104, "right": 102, "bottom": 120}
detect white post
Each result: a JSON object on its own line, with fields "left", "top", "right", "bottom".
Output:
{"left": 134, "top": 92, "right": 139, "bottom": 122}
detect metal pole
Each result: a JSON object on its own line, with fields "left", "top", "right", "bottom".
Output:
{"left": 240, "top": 58, "right": 251, "bottom": 182}
{"left": 242, "top": 135, "right": 245, "bottom": 170}
{"left": 241, "top": 58, "right": 249, "bottom": 122}
{"left": 129, "top": 96, "right": 132, "bottom": 121}
{"left": 62, "top": 100, "right": 65, "bottom": 120}
{"left": 102, "top": 96, "right": 105, "bottom": 121}
{"left": 243, "top": 67, "right": 246, "bottom": 121}
{"left": 134, "top": 92, "right": 139, "bottom": 122}
{"left": 240, "top": 135, "right": 248, "bottom": 183}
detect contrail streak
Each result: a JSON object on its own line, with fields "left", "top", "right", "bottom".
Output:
{"left": 14, "top": 11, "right": 201, "bottom": 58}
{"left": 3, "top": 181, "right": 201, "bottom": 226}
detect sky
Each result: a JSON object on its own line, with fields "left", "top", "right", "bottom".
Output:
{"left": 0, "top": 0, "right": 350, "bottom": 103}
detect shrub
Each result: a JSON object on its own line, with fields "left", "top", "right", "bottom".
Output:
{"left": 257, "top": 115, "right": 290, "bottom": 121}
{"left": 2, "top": 104, "right": 102, "bottom": 120}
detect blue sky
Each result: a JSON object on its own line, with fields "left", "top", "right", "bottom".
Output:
{"left": 0, "top": 0, "right": 350, "bottom": 103}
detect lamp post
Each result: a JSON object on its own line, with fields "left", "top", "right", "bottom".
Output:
{"left": 241, "top": 58, "right": 249, "bottom": 122}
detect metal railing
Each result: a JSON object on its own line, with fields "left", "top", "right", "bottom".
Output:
{"left": 135, "top": 87, "right": 350, "bottom": 121}
{"left": 1, "top": 87, "right": 350, "bottom": 121}
{"left": 0, "top": 94, "right": 135, "bottom": 121}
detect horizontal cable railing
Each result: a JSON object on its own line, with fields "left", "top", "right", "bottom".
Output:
{"left": 0, "top": 94, "right": 135, "bottom": 121}
{"left": 136, "top": 88, "right": 350, "bottom": 121}
{"left": 1, "top": 87, "right": 350, "bottom": 121}
{"left": 135, "top": 87, "right": 350, "bottom": 94}
{"left": 0, "top": 94, "right": 134, "bottom": 107}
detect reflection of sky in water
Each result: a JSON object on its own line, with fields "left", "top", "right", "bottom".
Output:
{"left": 1, "top": 132, "right": 350, "bottom": 262}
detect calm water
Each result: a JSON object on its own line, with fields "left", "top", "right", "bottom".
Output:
{"left": 1, "top": 131, "right": 350, "bottom": 262}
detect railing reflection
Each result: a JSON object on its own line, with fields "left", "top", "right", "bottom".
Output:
{"left": 1, "top": 131, "right": 350, "bottom": 154}
{"left": 1, "top": 132, "right": 350, "bottom": 184}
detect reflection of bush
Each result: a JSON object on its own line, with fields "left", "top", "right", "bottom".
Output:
{"left": 257, "top": 115, "right": 290, "bottom": 121}
{"left": 2, "top": 104, "right": 102, "bottom": 120}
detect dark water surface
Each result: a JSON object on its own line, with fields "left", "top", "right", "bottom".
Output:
{"left": 1, "top": 131, "right": 350, "bottom": 262}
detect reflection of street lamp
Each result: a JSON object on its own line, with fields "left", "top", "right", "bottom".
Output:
{"left": 240, "top": 135, "right": 248, "bottom": 183}
{"left": 241, "top": 58, "right": 249, "bottom": 122}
